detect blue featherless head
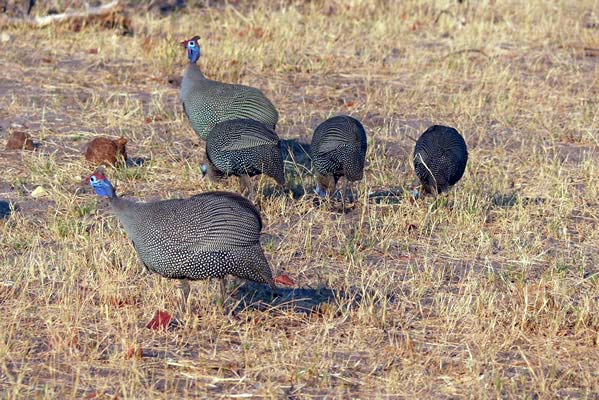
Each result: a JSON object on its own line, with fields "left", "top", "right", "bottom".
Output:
{"left": 87, "top": 171, "right": 114, "bottom": 199}
{"left": 181, "top": 35, "right": 201, "bottom": 64}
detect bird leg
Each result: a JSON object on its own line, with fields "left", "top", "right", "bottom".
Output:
{"left": 219, "top": 277, "right": 228, "bottom": 306}
{"left": 340, "top": 180, "right": 350, "bottom": 209}
{"left": 343, "top": 180, "right": 355, "bottom": 203}
{"left": 239, "top": 175, "right": 255, "bottom": 200}
{"left": 177, "top": 279, "right": 191, "bottom": 314}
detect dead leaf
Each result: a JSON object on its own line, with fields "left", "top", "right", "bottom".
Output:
{"left": 109, "top": 297, "right": 134, "bottom": 308}
{"left": 146, "top": 310, "right": 172, "bottom": 330}
{"left": 145, "top": 115, "right": 163, "bottom": 124}
{"left": 125, "top": 346, "right": 143, "bottom": 359}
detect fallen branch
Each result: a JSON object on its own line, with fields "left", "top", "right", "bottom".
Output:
{"left": 1, "top": 0, "right": 121, "bottom": 28}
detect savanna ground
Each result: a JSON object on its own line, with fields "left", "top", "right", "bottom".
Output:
{"left": 1, "top": 0, "right": 599, "bottom": 398}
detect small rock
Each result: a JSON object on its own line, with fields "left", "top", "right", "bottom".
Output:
{"left": 31, "top": 186, "right": 47, "bottom": 198}
{"left": 5, "top": 131, "right": 34, "bottom": 151}
{"left": 0, "top": 33, "right": 11, "bottom": 43}
{"left": 85, "top": 136, "right": 128, "bottom": 167}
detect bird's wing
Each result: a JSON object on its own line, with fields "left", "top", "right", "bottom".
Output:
{"left": 220, "top": 122, "right": 279, "bottom": 151}
{"left": 313, "top": 122, "right": 353, "bottom": 155}
{"left": 182, "top": 192, "right": 262, "bottom": 253}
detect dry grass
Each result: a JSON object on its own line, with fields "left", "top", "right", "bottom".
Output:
{"left": 1, "top": 0, "right": 598, "bottom": 398}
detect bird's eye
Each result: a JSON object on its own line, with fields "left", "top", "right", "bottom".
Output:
{"left": 90, "top": 176, "right": 97, "bottom": 183}
{"left": 189, "top": 41, "right": 195, "bottom": 47}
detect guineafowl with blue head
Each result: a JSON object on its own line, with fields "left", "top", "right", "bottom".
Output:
{"left": 180, "top": 36, "right": 279, "bottom": 140}
{"left": 86, "top": 170, "right": 288, "bottom": 313}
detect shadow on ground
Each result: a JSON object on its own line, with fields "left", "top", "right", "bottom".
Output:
{"left": 490, "top": 192, "right": 547, "bottom": 208}
{"left": 126, "top": 157, "right": 149, "bottom": 167}
{"left": 161, "top": 284, "right": 364, "bottom": 331}
{"left": 0, "top": 200, "right": 12, "bottom": 219}
{"left": 231, "top": 283, "right": 341, "bottom": 314}
{"left": 275, "top": 137, "right": 415, "bottom": 206}
{"left": 228, "top": 281, "right": 396, "bottom": 315}
{"left": 278, "top": 138, "right": 313, "bottom": 198}
{"left": 281, "top": 138, "right": 312, "bottom": 169}
{"left": 367, "top": 188, "right": 409, "bottom": 205}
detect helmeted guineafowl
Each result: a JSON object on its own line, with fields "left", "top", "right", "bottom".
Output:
{"left": 310, "top": 115, "right": 367, "bottom": 200}
{"left": 202, "top": 118, "right": 285, "bottom": 197}
{"left": 180, "top": 36, "right": 279, "bottom": 140}
{"left": 413, "top": 125, "right": 468, "bottom": 195}
{"left": 86, "top": 171, "right": 278, "bottom": 312}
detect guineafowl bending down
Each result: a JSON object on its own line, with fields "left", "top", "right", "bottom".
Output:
{"left": 413, "top": 125, "right": 468, "bottom": 195}
{"left": 180, "top": 36, "right": 279, "bottom": 140}
{"left": 202, "top": 118, "right": 285, "bottom": 198}
{"left": 310, "top": 115, "right": 367, "bottom": 200}
{"left": 87, "top": 171, "right": 280, "bottom": 312}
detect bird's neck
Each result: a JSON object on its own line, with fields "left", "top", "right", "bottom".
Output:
{"left": 110, "top": 194, "right": 140, "bottom": 222}
{"left": 108, "top": 195, "right": 142, "bottom": 240}
{"left": 184, "top": 62, "right": 205, "bottom": 81}
{"left": 109, "top": 195, "right": 136, "bottom": 216}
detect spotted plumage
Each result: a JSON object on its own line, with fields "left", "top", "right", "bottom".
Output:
{"left": 413, "top": 125, "right": 468, "bottom": 195}
{"left": 310, "top": 115, "right": 367, "bottom": 198}
{"left": 87, "top": 172, "right": 275, "bottom": 310}
{"left": 203, "top": 118, "right": 285, "bottom": 195}
{"left": 180, "top": 36, "right": 278, "bottom": 140}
